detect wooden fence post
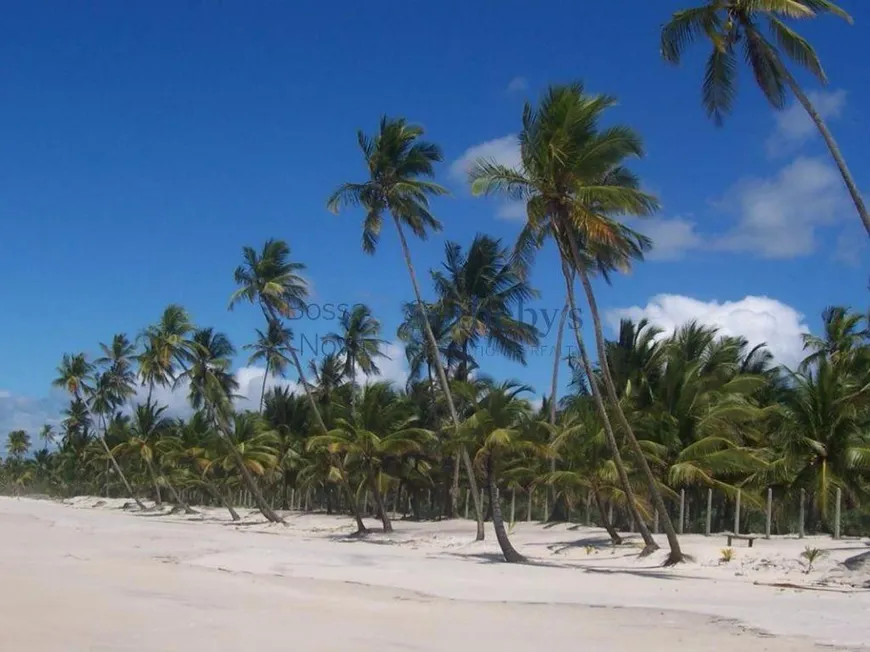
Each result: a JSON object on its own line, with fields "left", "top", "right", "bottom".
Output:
{"left": 527, "top": 489, "right": 533, "bottom": 522}
{"left": 799, "top": 488, "right": 805, "bottom": 539}
{"left": 705, "top": 488, "right": 712, "bottom": 536}
{"left": 765, "top": 487, "right": 772, "bottom": 539}
{"left": 510, "top": 489, "right": 516, "bottom": 524}
{"left": 834, "top": 488, "right": 842, "bottom": 540}
{"left": 678, "top": 489, "right": 685, "bottom": 535}
{"left": 734, "top": 490, "right": 741, "bottom": 535}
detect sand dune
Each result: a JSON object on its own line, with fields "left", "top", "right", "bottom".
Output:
{"left": 1, "top": 496, "right": 868, "bottom": 651}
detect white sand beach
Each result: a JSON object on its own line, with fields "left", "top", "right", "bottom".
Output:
{"left": 2, "top": 496, "right": 868, "bottom": 651}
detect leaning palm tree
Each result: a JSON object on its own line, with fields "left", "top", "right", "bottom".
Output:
{"left": 86, "top": 371, "right": 146, "bottom": 509}
{"left": 244, "top": 321, "right": 294, "bottom": 412}
{"left": 327, "top": 117, "right": 485, "bottom": 540}
{"left": 137, "top": 306, "right": 195, "bottom": 405}
{"left": 178, "top": 328, "right": 240, "bottom": 413}
{"left": 52, "top": 353, "right": 94, "bottom": 400}
{"left": 661, "top": 1, "right": 867, "bottom": 238}
{"left": 324, "top": 304, "right": 388, "bottom": 408}
{"left": 229, "top": 240, "right": 328, "bottom": 439}
{"left": 469, "top": 83, "right": 685, "bottom": 562}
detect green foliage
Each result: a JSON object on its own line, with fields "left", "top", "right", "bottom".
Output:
{"left": 800, "top": 546, "right": 827, "bottom": 573}
{"left": 719, "top": 547, "right": 735, "bottom": 563}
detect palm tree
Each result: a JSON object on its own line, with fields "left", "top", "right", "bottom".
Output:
{"left": 801, "top": 306, "right": 867, "bottom": 372}
{"left": 469, "top": 84, "right": 684, "bottom": 562}
{"left": 38, "top": 425, "right": 56, "bottom": 449}
{"left": 460, "top": 382, "right": 546, "bottom": 563}
{"left": 229, "top": 240, "right": 327, "bottom": 439}
{"left": 244, "top": 321, "right": 294, "bottom": 412}
{"left": 661, "top": 1, "right": 868, "bottom": 238}
{"left": 432, "top": 234, "right": 540, "bottom": 514}
{"left": 773, "top": 358, "right": 870, "bottom": 527}
{"left": 137, "top": 306, "right": 195, "bottom": 405}
{"left": 6, "top": 430, "right": 31, "bottom": 460}
{"left": 324, "top": 304, "right": 388, "bottom": 405}
{"left": 179, "top": 328, "right": 240, "bottom": 412}
{"left": 327, "top": 117, "right": 486, "bottom": 540}
{"left": 52, "top": 353, "right": 94, "bottom": 399}
{"left": 308, "top": 382, "right": 433, "bottom": 533}
{"left": 85, "top": 371, "right": 147, "bottom": 509}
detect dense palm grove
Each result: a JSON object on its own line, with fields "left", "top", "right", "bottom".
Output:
{"left": 3, "top": 1, "right": 869, "bottom": 565}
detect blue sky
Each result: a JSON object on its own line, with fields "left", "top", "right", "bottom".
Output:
{"left": 1, "top": 0, "right": 868, "bottom": 437}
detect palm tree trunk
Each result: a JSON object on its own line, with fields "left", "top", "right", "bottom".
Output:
{"left": 776, "top": 61, "right": 870, "bottom": 239}
{"left": 370, "top": 471, "right": 392, "bottom": 532}
{"left": 259, "top": 359, "right": 270, "bottom": 414}
{"left": 163, "top": 476, "right": 197, "bottom": 514}
{"left": 205, "top": 481, "right": 240, "bottom": 521}
{"left": 487, "top": 455, "right": 525, "bottom": 563}
{"left": 593, "top": 488, "right": 623, "bottom": 545}
{"left": 97, "top": 414, "right": 145, "bottom": 510}
{"left": 560, "top": 262, "right": 659, "bottom": 555}
{"left": 261, "top": 307, "right": 368, "bottom": 533}
{"left": 144, "top": 458, "right": 163, "bottom": 505}
{"left": 547, "top": 297, "right": 570, "bottom": 518}
{"left": 565, "top": 230, "right": 683, "bottom": 564}
{"left": 393, "top": 217, "right": 485, "bottom": 541}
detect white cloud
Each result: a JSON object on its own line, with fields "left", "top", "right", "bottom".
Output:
{"left": 607, "top": 294, "right": 810, "bottom": 369}
{"left": 713, "top": 156, "right": 849, "bottom": 258}
{"left": 766, "top": 89, "right": 846, "bottom": 157}
{"left": 449, "top": 134, "right": 521, "bottom": 184}
{"left": 496, "top": 201, "right": 527, "bottom": 222}
{"left": 630, "top": 216, "right": 704, "bottom": 261}
{"left": 506, "top": 76, "right": 528, "bottom": 93}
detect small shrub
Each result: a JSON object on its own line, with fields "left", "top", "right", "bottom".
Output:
{"left": 800, "top": 546, "right": 826, "bottom": 573}
{"left": 584, "top": 545, "right": 595, "bottom": 556}
{"left": 719, "top": 547, "right": 735, "bottom": 563}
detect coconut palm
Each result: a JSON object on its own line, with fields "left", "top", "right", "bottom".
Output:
{"left": 432, "top": 235, "right": 539, "bottom": 381}
{"left": 327, "top": 117, "right": 485, "bottom": 540}
{"left": 308, "top": 382, "right": 433, "bottom": 533}
{"left": 460, "top": 381, "right": 547, "bottom": 563}
{"left": 137, "top": 306, "right": 196, "bottom": 405}
{"left": 772, "top": 357, "right": 870, "bottom": 527}
{"left": 244, "top": 321, "right": 294, "bottom": 412}
{"left": 84, "top": 371, "right": 146, "bottom": 509}
{"left": 52, "top": 353, "right": 94, "bottom": 399}
{"left": 324, "top": 304, "right": 388, "bottom": 405}
{"left": 38, "top": 425, "right": 56, "bottom": 449}
{"left": 177, "top": 328, "right": 239, "bottom": 412}
{"left": 229, "top": 240, "right": 327, "bottom": 439}
{"left": 6, "top": 430, "right": 31, "bottom": 460}
{"left": 661, "top": 1, "right": 868, "bottom": 238}
{"left": 800, "top": 306, "right": 868, "bottom": 372}
{"left": 469, "top": 84, "right": 683, "bottom": 561}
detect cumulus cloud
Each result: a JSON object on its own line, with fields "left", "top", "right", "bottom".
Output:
{"left": 606, "top": 294, "right": 810, "bottom": 369}
{"left": 713, "top": 157, "right": 849, "bottom": 258}
{"left": 506, "top": 76, "right": 529, "bottom": 93}
{"left": 449, "top": 134, "right": 521, "bottom": 184}
{"left": 496, "top": 201, "right": 527, "bottom": 222}
{"left": 766, "top": 90, "right": 846, "bottom": 157}
{"left": 629, "top": 216, "right": 704, "bottom": 261}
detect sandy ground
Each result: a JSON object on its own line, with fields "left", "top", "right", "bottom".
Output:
{"left": 2, "top": 496, "right": 869, "bottom": 651}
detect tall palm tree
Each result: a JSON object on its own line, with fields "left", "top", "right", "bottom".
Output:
{"left": 324, "top": 304, "right": 388, "bottom": 406}
{"left": 800, "top": 306, "right": 867, "bottom": 372}
{"left": 661, "top": 1, "right": 868, "bottom": 238}
{"left": 469, "top": 84, "right": 685, "bottom": 562}
{"left": 52, "top": 353, "right": 94, "bottom": 399}
{"left": 244, "top": 321, "right": 294, "bottom": 412}
{"left": 85, "top": 371, "right": 146, "bottom": 509}
{"left": 327, "top": 117, "right": 486, "bottom": 540}
{"left": 137, "top": 306, "right": 195, "bottom": 405}
{"left": 6, "top": 430, "right": 31, "bottom": 460}
{"left": 178, "top": 328, "right": 239, "bottom": 412}
{"left": 38, "top": 425, "right": 56, "bottom": 450}
{"left": 432, "top": 235, "right": 539, "bottom": 381}
{"left": 229, "top": 240, "right": 327, "bottom": 438}
{"left": 432, "top": 234, "right": 540, "bottom": 514}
